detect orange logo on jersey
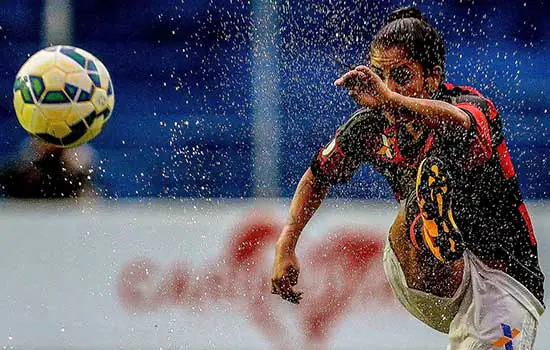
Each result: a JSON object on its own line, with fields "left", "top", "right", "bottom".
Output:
{"left": 377, "top": 133, "right": 395, "bottom": 159}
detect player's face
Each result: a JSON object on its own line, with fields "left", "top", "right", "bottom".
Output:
{"left": 370, "top": 46, "right": 430, "bottom": 99}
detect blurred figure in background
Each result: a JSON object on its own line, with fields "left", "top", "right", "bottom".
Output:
{"left": 0, "top": 136, "right": 96, "bottom": 198}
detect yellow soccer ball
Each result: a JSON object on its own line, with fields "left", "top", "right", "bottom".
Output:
{"left": 13, "top": 45, "right": 114, "bottom": 147}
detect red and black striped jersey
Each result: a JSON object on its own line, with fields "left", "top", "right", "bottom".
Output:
{"left": 310, "top": 82, "right": 544, "bottom": 305}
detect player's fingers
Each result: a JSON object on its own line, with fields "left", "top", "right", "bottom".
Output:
{"left": 277, "top": 275, "right": 292, "bottom": 295}
{"left": 287, "top": 265, "right": 299, "bottom": 286}
{"left": 294, "top": 291, "right": 303, "bottom": 303}
{"left": 283, "top": 290, "right": 303, "bottom": 304}
{"left": 334, "top": 70, "right": 360, "bottom": 86}
{"left": 355, "top": 67, "right": 384, "bottom": 88}
{"left": 354, "top": 65, "right": 370, "bottom": 72}
{"left": 278, "top": 275, "right": 299, "bottom": 301}
{"left": 348, "top": 85, "right": 369, "bottom": 99}
{"left": 275, "top": 273, "right": 303, "bottom": 304}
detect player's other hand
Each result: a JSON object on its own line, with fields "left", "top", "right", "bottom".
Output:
{"left": 271, "top": 237, "right": 303, "bottom": 304}
{"left": 334, "top": 65, "right": 392, "bottom": 108}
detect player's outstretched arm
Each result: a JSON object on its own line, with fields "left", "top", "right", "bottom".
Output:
{"left": 335, "top": 65, "right": 471, "bottom": 130}
{"left": 271, "top": 168, "right": 330, "bottom": 304}
{"left": 384, "top": 88, "right": 471, "bottom": 130}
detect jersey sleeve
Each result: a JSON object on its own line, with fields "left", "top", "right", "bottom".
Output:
{"left": 310, "top": 108, "right": 378, "bottom": 185}
{"left": 445, "top": 94, "right": 498, "bottom": 168}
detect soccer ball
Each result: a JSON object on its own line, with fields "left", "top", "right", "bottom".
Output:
{"left": 13, "top": 45, "right": 114, "bottom": 147}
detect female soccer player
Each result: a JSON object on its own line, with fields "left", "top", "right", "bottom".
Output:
{"left": 271, "top": 6, "right": 544, "bottom": 349}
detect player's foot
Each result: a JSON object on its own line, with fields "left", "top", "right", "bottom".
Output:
{"left": 415, "top": 157, "right": 464, "bottom": 263}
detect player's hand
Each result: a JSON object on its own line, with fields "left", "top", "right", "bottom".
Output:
{"left": 334, "top": 65, "right": 392, "bottom": 108}
{"left": 271, "top": 238, "right": 303, "bottom": 304}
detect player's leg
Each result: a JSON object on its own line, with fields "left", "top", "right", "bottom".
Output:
{"left": 383, "top": 201, "right": 467, "bottom": 332}
{"left": 387, "top": 194, "right": 464, "bottom": 298}
{"left": 382, "top": 175, "right": 468, "bottom": 332}
{"left": 414, "top": 156, "right": 464, "bottom": 263}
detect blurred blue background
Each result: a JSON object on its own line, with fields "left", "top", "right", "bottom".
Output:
{"left": 0, "top": 0, "right": 548, "bottom": 199}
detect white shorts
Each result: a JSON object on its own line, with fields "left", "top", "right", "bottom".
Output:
{"left": 383, "top": 238, "right": 544, "bottom": 349}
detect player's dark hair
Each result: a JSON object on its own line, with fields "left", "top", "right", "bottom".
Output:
{"left": 371, "top": 6, "right": 446, "bottom": 74}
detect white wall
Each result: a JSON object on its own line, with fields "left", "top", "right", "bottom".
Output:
{"left": 0, "top": 199, "right": 549, "bottom": 349}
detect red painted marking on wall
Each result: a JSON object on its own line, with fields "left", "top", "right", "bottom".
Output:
{"left": 117, "top": 212, "right": 392, "bottom": 347}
